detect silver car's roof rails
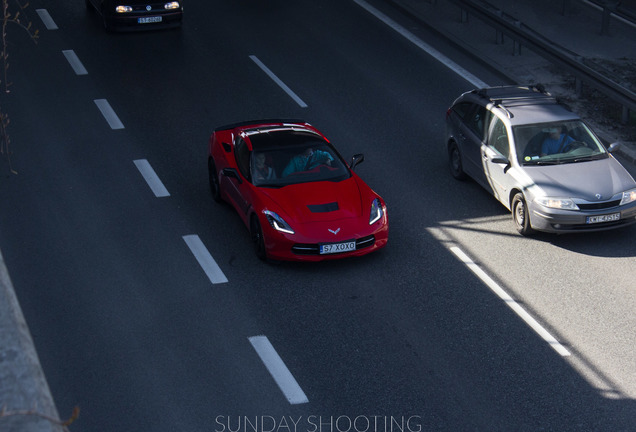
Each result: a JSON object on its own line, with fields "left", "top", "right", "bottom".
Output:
{"left": 530, "top": 83, "right": 548, "bottom": 94}
{"left": 474, "top": 85, "right": 554, "bottom": 101}
{"left": 492, "top": 99, "right": 514, "bottom": 118}
{"left": 473, "top": 89, "right": 517, "bottom": 118}
{"left": 473, "top": 85, "right": 562, "bottom": 117}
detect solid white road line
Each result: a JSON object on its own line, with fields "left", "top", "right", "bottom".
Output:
{"left": 36, "top": 9, "right": 58, "bottom": 30}
{"left": 248, "top": 335, "right": 309, "bottom": 405}
{"left": 450, "top": 246, "right": 571, "bottom": 357}
{"left": 182, "top": 235, "right": 228, "bottom": 285}
{"left": 94, "top": 99, "right": 125, "bottom": 130}
{"left": 249, "top": 55, "right": 308, "bottom": 108}
{"left": 133, "top": 159, "right": 170, "bottom": 198}
{"left": 353, "top": 0, "right": 489, "bottom": 89}
{"left": 62, "top": 50, "right": 88, "bottom": 76}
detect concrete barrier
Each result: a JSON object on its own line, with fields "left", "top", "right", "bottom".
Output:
{"left": 0, "top": 249, "right": 64, "bottom": 432}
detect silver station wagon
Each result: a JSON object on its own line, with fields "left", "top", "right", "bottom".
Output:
{"left": 445, "top": 85, "right": 636, "bottom": 235}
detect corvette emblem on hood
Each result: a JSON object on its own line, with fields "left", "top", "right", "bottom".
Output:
{"left": 596, "top": 194, "right": 602, "bottom": 200}
{"left": 328, "top": 228, "right": 341, "bottom": 235}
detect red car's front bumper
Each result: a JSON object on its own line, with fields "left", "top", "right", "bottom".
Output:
{"left": 261, "top": 213, "right": 389, "bottom": 262}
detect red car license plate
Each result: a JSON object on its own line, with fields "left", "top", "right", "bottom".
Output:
{"left": 320, "top": 241, "right": 356, "bottom": 254}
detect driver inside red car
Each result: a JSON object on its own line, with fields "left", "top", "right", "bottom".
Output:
{"left": 282, "top": 147, "right": 333, "bottom": 177}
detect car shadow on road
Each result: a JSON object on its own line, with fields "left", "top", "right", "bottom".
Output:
{"left": 438, "top": 174, "right": 636, "bottom": 258}
{"left": 545, "top": 224, "right": 636, "bottom": 258}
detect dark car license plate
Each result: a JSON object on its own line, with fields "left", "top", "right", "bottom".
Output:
{"left": 586, "top": 212, "right": 620, "bottom": 224}
{"left": 139, "top": 16, "right": 162, "bottom": 24}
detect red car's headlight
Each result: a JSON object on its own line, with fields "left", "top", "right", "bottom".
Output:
{"left": 263, "top": 210, "right": 295, "bottom": 234}
{"left": 369, "top": 198, "right": 384, "bottom": 225}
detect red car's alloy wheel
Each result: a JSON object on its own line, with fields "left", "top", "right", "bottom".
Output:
{"left": 208, "top": 159, "right": 222, "bottom": 203}
{"left": 250, "top": 216, "right": 267, "bottom": 260}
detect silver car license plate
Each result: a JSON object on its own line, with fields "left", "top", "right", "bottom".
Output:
{"left": 320, "top": 240, "right": 356, "bottom": 254}
{"left": 586, "top": 212, "right": 620, "bottom": 224}
{"left": 139, "top": 16, "right": 162, "bottom": 24}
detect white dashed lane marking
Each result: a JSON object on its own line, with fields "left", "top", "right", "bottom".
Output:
{"left": 63, "top": 50, "right": 88, "bottom": 76}
{"left": 94, "top": 99, "right": 125, "bottom": 130}
{"left": 36, "top": 9, "right": 58, "bottom": 30}
{"left": 248, "top": 335, "right": 309, "bottom": 405}
{"left": 133, "top": 159, "right": 170, "bottom": 198}
{"left": 183, "top": 235, "right": 228, "bottom": 285}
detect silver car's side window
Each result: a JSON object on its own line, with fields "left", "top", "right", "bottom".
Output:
{"left": 452, "top": 102, "right": 473, "bottom": 120}
{"left": 488, "top": 116, "right": 510, "bottom": 158}
{"left": 466, "top": 105, "right": 490, "bottom": 141}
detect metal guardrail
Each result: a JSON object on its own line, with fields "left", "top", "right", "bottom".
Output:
{"left": 585, "top": 0, "right": 636, "bottom": 35}
{"left": 450, "top": 0, "right": 636, "bottom": 123}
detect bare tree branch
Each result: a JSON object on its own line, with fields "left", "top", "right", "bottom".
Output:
{"left": 1, "top": 404, "right": 80, "bottom": 430}
{"left": 1, "top": 0, "right": 39, "bottom": 174}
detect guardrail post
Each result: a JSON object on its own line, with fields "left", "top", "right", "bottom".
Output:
{"left": 494, "top": 10, "right": 504, "bottom": 44}
{"left": 600, "top": 1, "right": 621, "bottom": 35}
{"left": 601, "top": 6, "right": 612, "bottom": 35}
{"left": 574, "top": 56, "right": 584, "bottom": 96}
{"left": 561, "top": 0, "right": 570, "bottom": 16}
{"left": 512, "top": 21, "right": 522, "bottom": 55}
{"left": 622, "top": 106, "right": 630, "bottom": 124}
{"left": 496, "top": 29, "right": 504, "bottom": 44}
{"left": 460, "top": 8, "right": 468, "bottom": 23}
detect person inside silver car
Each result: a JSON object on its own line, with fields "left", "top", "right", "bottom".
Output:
{"left": 541, "top": 126, "right": 575, "bottom": 156}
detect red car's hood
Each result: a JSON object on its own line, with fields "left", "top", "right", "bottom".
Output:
{"left": 260, "top": 178, "right": 364, "bottom": 223}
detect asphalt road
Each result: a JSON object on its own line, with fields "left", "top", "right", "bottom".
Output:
{"left": 1, "top": 0, "right": 635, "bottom": 431}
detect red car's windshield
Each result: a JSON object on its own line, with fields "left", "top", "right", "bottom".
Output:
{"left": 250, "top": 142, "right": 350, "bottom": 187}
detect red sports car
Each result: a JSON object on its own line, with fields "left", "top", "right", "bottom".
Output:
{"left": 208, "top": 120, "right": 388, "bottom": 262}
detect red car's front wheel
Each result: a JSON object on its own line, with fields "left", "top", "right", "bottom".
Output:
{"left": 208, "top": 159, "right": 222, "bottom": 203}
{"left": 250, "top": 216, "right": 267, "bottom": 261}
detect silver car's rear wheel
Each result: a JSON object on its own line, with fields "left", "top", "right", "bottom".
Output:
{"left": 448, "top": 141, "right": 467, "bottom": 180}
{"left": 512, "top": 193, "right": 534, "bottom": 236}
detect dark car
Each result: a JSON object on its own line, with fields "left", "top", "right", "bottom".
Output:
{"left": 85, "top": 0, "right": 183, "bottom": 31}
{"left": 445, "top": 85, "right": 636, "bottom": 235}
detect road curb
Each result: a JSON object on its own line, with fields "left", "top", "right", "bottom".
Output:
{"left": 0, "top": 249, "right": 63, "bottom": 432}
